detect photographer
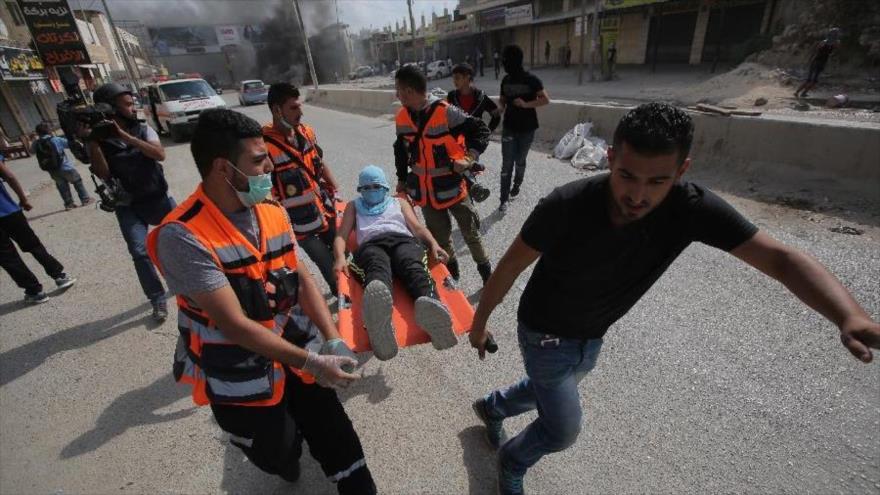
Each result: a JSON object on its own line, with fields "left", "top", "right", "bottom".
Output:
{"left": 85, "top": 83, "right": 176, "bottom": 322}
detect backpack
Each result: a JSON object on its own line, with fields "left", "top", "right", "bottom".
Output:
{"left": 35, "top": 138, "right": 62, "bottom": 172}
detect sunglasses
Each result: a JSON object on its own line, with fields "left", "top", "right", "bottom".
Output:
{"left": 357, "top": 184, "right": 386, "bottom": 192}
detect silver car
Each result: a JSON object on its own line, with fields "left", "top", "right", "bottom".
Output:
{"left": 238, "top": 80, "right": 268, "bottom": 106}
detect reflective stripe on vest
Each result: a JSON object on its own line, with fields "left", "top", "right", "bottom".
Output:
{"left": 292, "top": 215, "right": 325, "bottom": 234}
{"left": 281, "top": 190, "right": 317, "bottom": 208}
{"left": 410, "top": 165, "right": 453, "bottom": 177}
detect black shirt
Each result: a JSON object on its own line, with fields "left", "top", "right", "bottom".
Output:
{"left": 500, "top": 71, "right": 543, "bottom": 132}
{"left": 518, "top": 175, "right": 759, "bottom": 339}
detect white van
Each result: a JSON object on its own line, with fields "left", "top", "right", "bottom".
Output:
{"left": 143, "top": 78, "right": 226, "bottom": 142}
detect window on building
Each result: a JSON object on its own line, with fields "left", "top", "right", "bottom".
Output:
{"left": 6, "top": 1, "right": 25, "bottom": 25}
{"left": 540, "top": 0, "right": 564, "bottom": 16}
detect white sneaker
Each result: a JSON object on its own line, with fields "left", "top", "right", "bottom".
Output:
{"left": 414, "top": 296, "right": 456, "bottom": 350}
{"left": 362, "top": 281, "right": 397, "bottom": 360}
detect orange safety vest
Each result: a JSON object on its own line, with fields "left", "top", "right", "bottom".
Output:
{"left": 263, "top": 124, "right": 333, "bottom": 240}
{"left": 395, "top": 100, "right": 468, "bottom": 210}
{"left": 146, "top": 184, "right": 312, "bottom": 407}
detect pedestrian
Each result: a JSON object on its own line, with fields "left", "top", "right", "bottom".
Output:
{"left": 468, "top": 102, "right": 880, "bottom": 495}
{"left": 493, "top": 49, "right": 501, "bottom": 79}
{"left": 606, "top": 41, "right": 617, "bottom": 80}
{"left": 262, "top": 83, "right": 341, "bottom": 295}
{"left": 333, "top": 165, "right": 454, "bottom": 360}
{"left": 498, "top": 44, "right": 550, "bottom": 212}
{"left": 446, "top": 56, "right": 453, "bottom": 70}
{"left": 544, "top": 40, "right": 551, "bottom": 65}
{"left": 393, "top": 65, "right": 493, "bottom": 284}
{"left": 147, "top": 108, "right": 376, "bottom": 494}
{"left": 565, "top": 45, "right": 572, "bottom": 68}
{"left": 794, "top": 27, "right": 841, "bottom": 99}
{"left": 448, "top": 63, "right": 501, "bottom": 131}
{"left": 477, "top": 48, "right": 485, "bottom": 77}
{"left": 85, "top": 82, "right": 176, "bottom": 322}
{"left": 0, "top": 153, "right": 76, "bottom": 304}
{"left": 31, "top": 123, "right": 93, "bottom": 210}
{"left": 465, "top": 54, "right": 472, "bottom": 67}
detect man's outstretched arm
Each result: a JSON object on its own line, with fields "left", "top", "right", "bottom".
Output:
{"left": 731, "top": 231, "right": 880, "bottom": 362}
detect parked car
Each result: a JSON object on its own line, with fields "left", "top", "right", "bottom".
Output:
{"left": 205, "top": 74, "right": 223, "bottom": 94}
{"left": 238, "top": 80, "right": 268, "bottom": 106}
{"left": 426, "top": 60, "right": 451, "bottom": 79}
{"left": 348, "top": 66, "right": 374, "bottom": 80}
{"left": 142, "top": 78, "right": 226, "bottom": 142}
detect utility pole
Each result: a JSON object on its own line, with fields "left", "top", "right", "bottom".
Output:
{"left": 406, "top": 0, "right": 417, "bottom": 62}
{"left": 589, "top": 0, "right": 601, "bottom": 82}
{"left": 292, "top": 0, "right": 319, "bottom": 91}
{"left": 100, "top": 0, "right": 140, "bottom": 92}
{"left": 577, "top": 0, "right": 587, "bottom": 85}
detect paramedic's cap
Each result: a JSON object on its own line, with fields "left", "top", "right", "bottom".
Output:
{"left": 358, "top": 165, "right": 390, "bottom": 190}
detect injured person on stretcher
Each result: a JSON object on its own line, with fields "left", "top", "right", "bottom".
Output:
{"left": 333, "top": 165, "right": 457, "bottom": 360}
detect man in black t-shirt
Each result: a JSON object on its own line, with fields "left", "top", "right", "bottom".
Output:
{"left": 467, "top": 103, "right": 880, "bottom": 495}
{"left": 498, "top": 45, "right": 550, "bottom": 213}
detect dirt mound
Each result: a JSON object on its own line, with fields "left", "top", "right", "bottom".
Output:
{"left": 673, "top": 62, "right": 794, "bottom": 107}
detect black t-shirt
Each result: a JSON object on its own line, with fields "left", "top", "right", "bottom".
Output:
{"left": 501, "top": 71, "right": 543, "bottom": 132}
{"left": 518, "top": 175, "right": 759, "bottom": 339}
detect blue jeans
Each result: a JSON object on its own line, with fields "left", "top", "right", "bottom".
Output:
{"left": 50, "top": 168, "right": 91, "bottom": 207}
{"left": 114, "top": 196, "right": 175, "bottom": 302}
{"left": 484, "top": 321, "right": 603, "bottom": 475}
{"left": 499, "top": 129, "right": 535, "bottom": 204}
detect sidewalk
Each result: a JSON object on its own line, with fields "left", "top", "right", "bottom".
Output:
{"left": 332, "top": 62, "right": 880, "bottom": 123}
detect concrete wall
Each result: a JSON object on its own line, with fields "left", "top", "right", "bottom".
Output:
{"left": 307, "top": 87, "right": 880, "bottom": 194}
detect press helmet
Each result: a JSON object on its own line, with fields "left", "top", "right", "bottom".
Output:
{"left": 92, "top": 82, "right": 132, "bottom": 106}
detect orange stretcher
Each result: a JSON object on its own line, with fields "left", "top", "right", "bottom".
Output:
{"left": 334, "top": 200, "right": 475, "bottom": 353}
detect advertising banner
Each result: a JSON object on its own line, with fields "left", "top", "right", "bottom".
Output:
{"left": 0, "top": 46, "right": 47, "bottom": 80}
{"left": 17, "top": 0, "right": 91, "bottom": 66}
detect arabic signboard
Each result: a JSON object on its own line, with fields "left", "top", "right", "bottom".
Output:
{"left": 505, "top": 4, "right": 533, "bottom": 26}
{"left": 17, "top": 0, "right": 91, "bottom": 66}
{"left": 0, "top": 46, "right": 47, "bottom": 80}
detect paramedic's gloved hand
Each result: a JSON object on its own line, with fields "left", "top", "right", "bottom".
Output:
{"left": 303, "top": 351, "right": 359, "bottom": 389}
{"left": 430, "top": 244, "right": 449, "bottom": 264}
{"left": 320, "top": 338, "right": 358, "bottom": 372}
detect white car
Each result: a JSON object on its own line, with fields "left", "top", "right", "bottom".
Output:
{"left": 426, "top": 60, "right": 451, "bottom": 79}
{"left": 143, "top": 78, "right": 226, "bottom": 142}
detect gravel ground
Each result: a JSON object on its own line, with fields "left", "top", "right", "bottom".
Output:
{"left": 1, "top": 95, "right": 878, "bottom": 494}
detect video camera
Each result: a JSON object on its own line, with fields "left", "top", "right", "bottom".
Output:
{"left": 463, "top": 162, "right": 490, "bottom": 203}
{"left": 72, "top": 103, "right": 117, "bottom": 141}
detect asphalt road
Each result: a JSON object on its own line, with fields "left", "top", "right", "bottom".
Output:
{"left": 1, "top": 94, "right": 878, "bottom": 494}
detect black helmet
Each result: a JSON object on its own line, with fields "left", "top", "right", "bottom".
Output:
{"left": 93, "top": 82, "right": 132, "bottom": 105}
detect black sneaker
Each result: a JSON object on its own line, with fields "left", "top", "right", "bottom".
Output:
{"left": 477, "top": 262, "right": 492, "bottom": 284}
{"left": 472, "top": 398, "right": 506, "bottom": 449}
{"left": 498, "top": 202, "right": 508, "bottom": 214}
{"left": 510, "top": 183, "right": 521, "bottom": 199}
{"left": 24, "top": 292, "right": 50, "bottom": 304}
{"left": 447, "top": 258, "right": 461, "bottom": 281}
{"left": 152, "top": 299, "right": 168, "bottom": 323}
{"left": 54, "top": 274, "right": 77, "bottom": 290}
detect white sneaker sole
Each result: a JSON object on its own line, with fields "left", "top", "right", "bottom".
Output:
{"left": 55, "top": 278, "right": 77, "bottom": 290}
{"left": 414, "top": 297, "right": 456, "bottom": 350}
{"left": 362, "top": 281, "right": 397, "bottom": 360}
